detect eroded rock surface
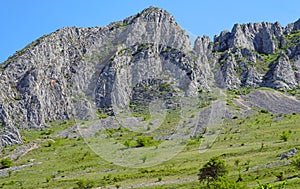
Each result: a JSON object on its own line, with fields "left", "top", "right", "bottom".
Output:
{"left": 0, "top": 7, "right": 299, "bottom": 147}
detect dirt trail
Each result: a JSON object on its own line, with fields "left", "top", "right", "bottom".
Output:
{"left": 3, "top": 142, "right": 39, "bottom": 161}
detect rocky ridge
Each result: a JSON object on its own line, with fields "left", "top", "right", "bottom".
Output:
{"left": 0, "top": 6, "right": 300, "bottom": 147}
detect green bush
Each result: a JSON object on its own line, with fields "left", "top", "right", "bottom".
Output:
{"left": 260, "top": 109, "right": 269, "bottom": 114}
{"left": 136, "top": 136, "right": 154, "bottom": 147}
{"left": 279, "top": 131, "right": 290, "bottom": 142}
{"left": 157, "top": 176, "right": 162, "bottom": 182}
{"left": 121, "top": 136, "right": 161, "bottom": 148}
{"left": 0, "top": 158, "right": 12, "bottom": 169}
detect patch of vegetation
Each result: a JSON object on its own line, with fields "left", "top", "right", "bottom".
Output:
{"left": 260, "top": 52, "right": 280, "bottom": 64}
{"left": 117, "top": 48, "right": 132, "bottom": 56}
{"left": 105, "top": 127, "right": 161, "bottom": 148}
{"left": 2, "top": 34, "right": 49, "bottom": 66}
{"left": 186, "top": 136, "right": 202, "bottom": 146}
{"left": 131, "top": 112, "right": 151, "bottom": 121}
{"left": 96, "top": 109, "right": 110, "bottom": 119}
{"left": 227, "top": 87, "right": 252, "bottom": 96}
{"left": 279, "top": 131, "right": 290, "bottom": 142}
{"left": 284, "top": 30, "right": 300, "bottom": 49}
{"left": 114, "top": 22, "right": 129, "bottom": 28}
{"left": 292, "top": 157, "right": 300, "bottom": 170}
{"left": 287, "top": 88, "right": 300, "bottom": 99}
{"left": 20, "top": 120, "right": 75, "bottom": 142}
{"left": 260, "top": 109, "right": 269, "bottom": 114}
{"left": 74, "top": 179, "right": 94, "bottom": 189}
{"left": 254, "top": 181, "right": 286, "bottom": 189}
{"left": 135, "top": 136, "right": 160, "bottom": 148}
{"left": 137, "top": 43, "right": 149, "bottom": 52}
{"left": 198, "top": 91, "right": 218, "bottom": 108}
{"left": 252, "top": 50, "right": 281, "bottom": 74}
{"left": 0, "top": 158, "right": 13, "bottom": 169}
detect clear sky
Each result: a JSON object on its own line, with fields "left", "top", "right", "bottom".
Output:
{"left": 1, "top": 0, "right": 299, "bottom": 63}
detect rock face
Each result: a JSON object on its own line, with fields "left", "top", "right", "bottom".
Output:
{"left": 0, "top": 6, "right": 299, "bottom": 147}
{"left": 0, "top": 7, "right": 208, "bottom": 147}
{"left": 211, "top": 19, "right": 300, "bottom": 89}
{"left": 214, "top": 22, "right": 283, "bottom": 54}
{"left": 263, "top": 53, "right": 297, "bottom": 89}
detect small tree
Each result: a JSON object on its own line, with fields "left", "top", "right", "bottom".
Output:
{"left": 280, "top": 131, "right": 290, "bottom": 142}
{"left": 198, "top": 156, "right": 228, "bottom": 184}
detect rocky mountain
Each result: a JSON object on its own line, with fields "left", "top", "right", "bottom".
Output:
{"left": 0, "top": 6, "right": 300, "bottom": 147}
{"left": 210, "top": 20, "right": 300, "bottom": 89}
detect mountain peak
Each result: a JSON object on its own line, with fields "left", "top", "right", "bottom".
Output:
{"left": 140, "top": 6, "right": 170, "bottom": 17}
{"left": 124, "top": 6, "right": 176, "bottom": 25}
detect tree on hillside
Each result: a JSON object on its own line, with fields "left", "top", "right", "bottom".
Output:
{"left": 198, "top": 156, "right": 228, "bottom": 183}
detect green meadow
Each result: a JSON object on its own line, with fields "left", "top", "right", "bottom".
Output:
{"left": 0, "top": 107, "right": 299, "bottom": 189}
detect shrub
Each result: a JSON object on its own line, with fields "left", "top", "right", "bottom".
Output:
{"left": 136, "top": 136, "right": 155, "bottom": 147}
{"left": 43, "top": 140, "right": 54, "bottom": 147}
{"left": 115, "top": 183, "right": 121, "bottom": 189}
{"left": 260, "top": 109, "right": 269, "bottom": 114}
{"left": 157, "top": 176, "right": 162, "bottom": 182}
{"left": 0, "top": 158, "right": 12, "bottom": 169}
{"left": 279, "top": 131, "right": 290, "bottom": 142}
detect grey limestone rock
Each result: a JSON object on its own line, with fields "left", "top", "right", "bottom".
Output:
{"left": 214, "top": 22, "right": 283, "bottom": 54}
{"left": 263, "top": 53, "right": 297, "bottom": 89}
{"left": 0, "top": 7, "right": 208, "bottom": 147}
{"left": 0, "top": 6, "right": 300, "bottom": 147}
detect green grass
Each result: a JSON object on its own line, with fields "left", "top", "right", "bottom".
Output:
{"left": 284, "top": 30, "right": 300, "bottom": 49}
{"left": 0, "top": 109, "right": 299, "bottom": 188}
{"left": 20, "top": 120, "right": 75, "bottom": 143}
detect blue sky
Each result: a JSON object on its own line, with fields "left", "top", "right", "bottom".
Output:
{"left": 1, "top": 0, "right": 299, "bottom": 63}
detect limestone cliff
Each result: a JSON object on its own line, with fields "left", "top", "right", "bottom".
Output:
{"left": 0, "top": 7, "right": 299, "bottom": 147}
{"left": 0, "top": 7, "right": 209, "bottom": 147}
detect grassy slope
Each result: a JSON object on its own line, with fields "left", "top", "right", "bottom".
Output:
{"left": 0, "top": 107, "right": 299, "bottom": 188}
